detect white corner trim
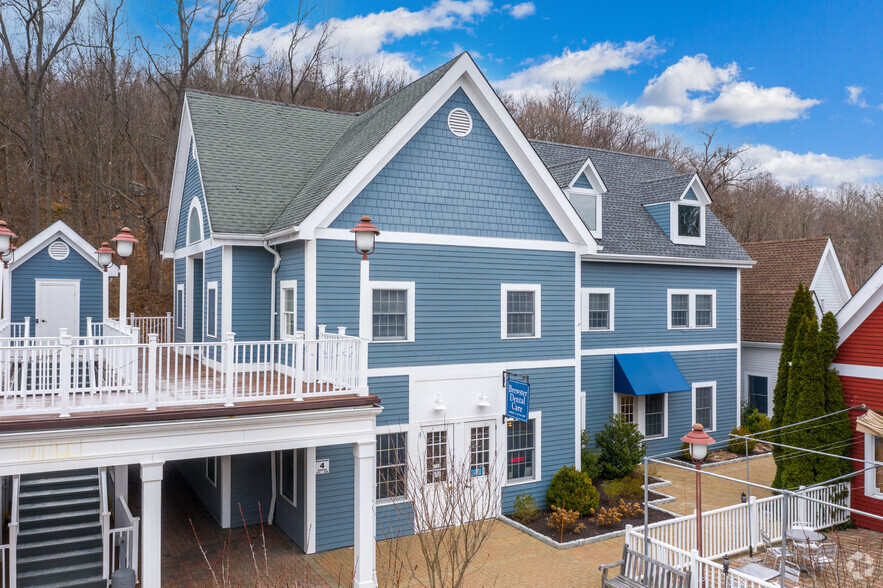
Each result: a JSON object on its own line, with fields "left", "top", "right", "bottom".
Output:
{"left": 501, "top": 283, "right": 541, "bottom": 339}
{"left": 305, "top": 239, "right": 317, "bottom": 340}
{"left": 221, "top": 246, "right": 233, "bottom": 336}
{"left": 736, "top": 268, "right": 742, "bottom": 428}
{"left": 833, "top": 363, "right": 883, "bottom": 381}
{"left": 220, "top": 455, "right": 231, "bottom": 528}
{"left": 369, "top": 280, "right": 416, "bottom": 343}
{"left": 581, "top": 287, "right": 615, "bottom": 332}
{"left": 691, "top": 381, "right": 717, "bottom": 433}
{"left": 305, "top": 446, "right": 317, "bottom": 554}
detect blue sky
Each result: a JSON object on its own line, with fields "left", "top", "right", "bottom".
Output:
{"left": 136, "top": 0, "right": 883, "bottom": 188}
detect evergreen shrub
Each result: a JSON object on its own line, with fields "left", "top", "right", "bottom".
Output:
{"left": 511, "top": 493, "right": 539, "bottom": 524}
{"left": 546, "top": 466, "right": 600, "bottom": 516}
{"left": 728, "top": 426, "right": 756, "bottom": 454}
{"left": 595, "top": 414, "right": 646, "bottom": 480}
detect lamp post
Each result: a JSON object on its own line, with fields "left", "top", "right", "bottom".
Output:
{"left": 681, "top": 423, "right": 715, "bottom": 558}
{"left": 95, "top": 242, "right": 114, "bottom": 322}
{"left": 111, "top": 227, "right": 138, "bottom": 322}
{"left": 350, "top": 216, "right": 380, "bottom": 397}
{"left": 0, "top": 221, "right": 17, "bottom": 322}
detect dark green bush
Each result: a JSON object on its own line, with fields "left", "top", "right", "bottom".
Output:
{"left": 511, "top": 493, "right": 539, "bottom": 523}
{"left": 595, "top": 414, "right": 646, "bottom": 480}
{"left": 580, "top": 430, "right": 602, "bottom": 479}
{"left": 728, "top": 426, "right": 757, "bottom": 454}
{"left": 545, "top": 466, "right": 600, "bottom": 516}
{"left": 741, "top": 404, "right": 772, "bottom": 436}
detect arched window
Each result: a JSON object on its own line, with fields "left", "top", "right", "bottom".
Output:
{"left": 187, "top": 199, "right": 204, "bottom": 245}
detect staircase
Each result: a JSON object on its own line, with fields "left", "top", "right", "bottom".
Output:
{"left": 15, "top": 469, "right": 105, "bottom": 587}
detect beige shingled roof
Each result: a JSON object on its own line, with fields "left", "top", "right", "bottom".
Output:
{"left": 740, "top": 237, "right": 830, "bottom": 343}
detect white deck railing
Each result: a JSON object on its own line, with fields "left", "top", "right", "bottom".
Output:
{"left": 107, "top": 495, "right": 139, "bottom": 581}
{"left": 0, "top": 330, "right": 364, "bottom": 417}
{"left": 127, "top": 314, "right": 172, "bottom": 344}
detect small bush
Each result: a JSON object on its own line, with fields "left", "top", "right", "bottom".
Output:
{"left": 511, "top": 493, "right": 539, "bottom": 524}
{"left": 580, "top": 430, "right": 603, "bottom": 479}
{"left": 742, "top": 406, "right": 771, "bottom": 437}
{"left": 600, "top": 479, "right": 623, "bottom": 502}
{"left": 680, "top": 441, "right": 692, "bottom": 461}
{"left": 728, "top": 426, "right": 757, "bottom": 454}
{"left": 601, "top": 475, "right": 644, "bottom": 503}
{"left": 546, "top": 466, "right": 600, "bottom": 516}
{"left": 595, "top": 499, "right": 644, "bottom": 527}
{"left": 595, "top": 414, "right": 646, "bottom": 480}
{"left": 548, "top": 504, "right": 586, "bottom": 541}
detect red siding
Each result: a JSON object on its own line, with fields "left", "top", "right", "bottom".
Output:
{"left": 837, "top": 303, "right": 883, "bottom": 367}
{"left": 841, "top": 377, "right": 883, "bottom": 530}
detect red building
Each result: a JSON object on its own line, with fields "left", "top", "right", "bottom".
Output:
{"left": 834, "top": 265, "right": 883, "bottom": 531}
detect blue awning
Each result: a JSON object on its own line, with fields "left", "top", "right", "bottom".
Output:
{"left": 614, "top": 352, "right": 689, "bottom": 396}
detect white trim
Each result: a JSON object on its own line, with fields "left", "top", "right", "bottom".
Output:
{"left": 581, "top": 342, "right": 738, "bottom": 356}
{"left": 187, "top": 198, "right": 205, "bottom": 246}
{"left": 565, "top": 189, "right": 603, "bottom": 239}
{"left": 185, "top": 258, "right": 194, "bottom": 342}
{"left": 691, "top": 381, "right": 717, "bottom": 433}
{"left": 205, "top": 456, "right": 218, "bottom": 487}
{"left": 171, "top": 238, "right": 215, "bottom": 259}
{"left": 369, "top": 281, "right": 416, "bottom": 343}
{"left": 205, "top": 281, "right": 218, "bottom": 338}
{"left": 810, "top": 239, "right": 851, "bottom": 312}
{"left": 832, "top": 363, "right": 883, "bottom": 380}
{"left": 176, "top": 284, "right": 185, "bottom": 330}
{"left": 669, "top": 200, "right": 706, "bottom": 246}
{"left": 680, "top": 174, "right": 712, "bottom": 205}
{"left": 504, "top": 410, "right": 541, "bottom": 487}
{"left": 501, "top": 283, "right": 541, "bottom": 339}
{"left": 864, "top": 434, "right": 883, "bottom": 499}
{"left": 313, "top": 227, "right": 579, "bottom": 252}
{"left": 581, "top": 287, "right": 615, "bottom": 332}
{"left": 837, "top": 264, "right": 883, "bottom": 343}
{"left": 742, "top": 341, "right": 783, "bottom": 349}
{"left": 585, "top": 252, "right": 754, "bottom": 269}
{"left": 305, "top": 240, "right": 317, "bottom": 340}
{"left": 280, "top": 279, "right": 298, "bottom": 339}
{"left": 667, "top": 289, "right": 716, "bottom": 330}
{"left": 279, "top": 450, "right": 298, "bottom": 507}
{"left": 567, "top": 157, "right": 608, "bottom": 194}
{"left": 367, "top": 357, "right": 577, "bottom": 379}
{"left": 221, "top": 246, "right": 233, "bottom": 336}
{"left": 220, "top": 455, "right": 231, "bottom": 528}
{"left": 574, "top": 254, "right": 582, "bottom": 468}
{"left": 305, "top": 446, "right": 317, "bottom": 554}
{"left": 736, "top": 268, "right": 742, "bottom": 427}
{"left": 10, "top": 220, "right": 118, "bottom": 276}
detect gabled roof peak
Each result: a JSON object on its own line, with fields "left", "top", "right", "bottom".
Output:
{"left": 529, "top": 138, "right": 670, "bottom": 162}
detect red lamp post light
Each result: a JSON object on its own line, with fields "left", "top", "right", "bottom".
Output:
{"left": 681, "top": 423, "right": 715, "bottom": 558}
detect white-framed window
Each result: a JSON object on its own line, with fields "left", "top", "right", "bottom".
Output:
{"left": 280, "top": 450, "right": 297, "bottom": 506}
{"left": 187, "top": 199, "right": 204, "bottom": 245}
{"left": 377, "top": 432, "right": 407, "bottom": 502}
{"left": 205, "top": 281, "right": 218, "bottom": 338}
{"left": 614, "top": 393, "right": 668, "bottom": 440}
{"left": 747, "top": 374, "right": 770, "bottom": 414}
{"left": 506, "top": 411, "right": 542, "bottom": 485}
{"left": 670, "top": 200, "right": 705, "bottom": 245}
{"left": 205, "top": 457, "right": 217, "bottom": 487}
{"left": 667, "top": 289, "right": 716, "bottom": 329}
{"left": 692, "top": 381, "right": 717, "bottom": 432}
{"left": 501, "top": 284, "right": 541, "bottom": 339}
{"left": 864, "top": 434, "right": 883, "bottom": 499}
{"left": 566, "top": 190, "right": 602, "bottom": 238}
{"left": 370, "top": 281, "right": 415, "bottom": 343}
{"left": 280, "top": 280, "right": 297, "bottom": 339}
{"left": 176, "top": 285, "right": 185, "bottom": 330}
{"left": 582, "top": 288, "right": 614, "bottom": 331}
{"left": 425, "top": 429, "right": 448, "bottom": 484}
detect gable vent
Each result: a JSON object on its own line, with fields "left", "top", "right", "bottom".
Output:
{"left": 447, "top": 108, "right": 473, "bottom": 137}
{"left": 48, "top": 240, "right": 70, "bottom": 261}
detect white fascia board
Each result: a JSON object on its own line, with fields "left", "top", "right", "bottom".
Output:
{"left": 11, "top": 220, "right": 119, "bottom": 276}
{"left": 297, "top": 53, "right": 596, "bottom": 253}
{"left": 209, "top": 232, "right": 268, "bottom": 246}
{"left": 568, "top": 157, "right": 608, "bottom": 193}
{"left": 681, "top": 174, "right": 712, "bottom": 205}
{"left": 163, "top": 99, "right": 195, "bottom": 255}
{"left": 810, "top": 239, "right": 851, "bottom": 307}
{"left": 265, "top": 227, "right": 301, "bottom": 245}
{"left": 313, "top": 227, "right": 580, "bottom": 252}
{"left": 583, "top": 252, "right": 755, "bottom": 269}
{"left": 742, "top": 341, "right": 783, "bottom": 349}
{"left": 837, "top": 263, "right": 883, "bottom": 343}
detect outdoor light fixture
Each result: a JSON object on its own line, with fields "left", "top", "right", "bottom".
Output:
{"left": 350, "top": 215, "right": 380, "bottom": 260}
{"left": 1, "top": 244, "right": 16, "bottom": 267}
{"left": 0, "top": 221, "right": 16, "bottom": 256}
{"left": 681, "top": 423, "right": 715, "bottom": 558}
{"left": 95, "top": 242, "right": 114, "bottom": 270}
{"left": 434, "top": 393, "right": 447, "bottom": 412}
{"left": 111, "top": 227, "right": 138, "bottom": 262}
{"left": 477, "top": 390, "right": 491, "bottom": 408}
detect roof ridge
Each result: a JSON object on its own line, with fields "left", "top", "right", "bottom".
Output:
{"left": 637, "top": 173, "right": 694, "bottom": 185}
{"left": 529, "top": 138, "right": 670, "bottom": 162}
{"left": 185, "top": 89, "right": 359, "bottom": 116}
{"left": 741, "top": 236, "right": 830, "bottom": 246}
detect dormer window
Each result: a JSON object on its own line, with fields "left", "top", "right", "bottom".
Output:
{"left": 566, "top": 158, "right": 607, "bottom": 239}
{"left": 677, "top": 203, "right": 701, "bottom": 238}
{"left": 668, "top": 176, "right": 710, "bottom": 246}
{"left": 187, "top": 199, "right": 204, "bottom": 245}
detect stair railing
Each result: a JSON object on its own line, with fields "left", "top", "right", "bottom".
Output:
{"left": 98, "top": 467, "right": 110, "bottom": 581}
{"left": 107, "top": 496, "right": 139, "bottom": 583}
{"left": 9, "top": 475, "right": 19, "bottom": 588}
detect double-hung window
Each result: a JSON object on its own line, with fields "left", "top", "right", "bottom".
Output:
{"left": 644, "top": 394, "right": 666, "bottom": 439}
{"left": 582, "top": 288, "right": 614, "bottom": 331}
{"left": 377, "top": 432, "right": 407, "bottom": 501}
{"left": 280, "top": 280, "right": 297, "bottom": 339}
{"left": 506, "top": 414, "right": 540, "bottom": 484}
{"left": 692, "top": 382, "right": 716, "bottom": 432}
{"left": 371, "top": 282, "right": 415, "bottom": 342}
{"left": 280, "top": 450, "right": 296, "bottom": 505}
{"left": 206, "top": 281, "right": 218, "bottom": 338}
{"left": 668, "top": 290, "right": 716, "bottom": 329}
{"left": 176, "top": 285, "right": 185, "bottom": 330}
{"left": 502, "top": 284, "right": 541, "bottom": 339}
{"left": 748, "top": 375, "right": 769, "bottom": 414}
{"left": 614, "top": 393, "right": 667, "bottom": 440}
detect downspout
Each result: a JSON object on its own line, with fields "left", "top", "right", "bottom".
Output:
{"left": 269, "top": 451, "right": 277, "bottom": 524}
{"left": 263, "top": 241, "right": 282, "bottom": 341}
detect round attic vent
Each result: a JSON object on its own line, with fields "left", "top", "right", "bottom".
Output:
{"left": 48, "top": 240, "right": 70, "bottom": 261}
{"left": 447, "top": 108, "right": 473, "bottom": 137}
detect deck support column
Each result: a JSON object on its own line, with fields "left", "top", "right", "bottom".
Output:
{"left": 114, "top": 464, "right": 129, "bottom": 515}
{"left": 353, "top": 440, "right": 376, "bottom": 588}
{"left": 141, "top": 462, "right": 164, "bottom": 588}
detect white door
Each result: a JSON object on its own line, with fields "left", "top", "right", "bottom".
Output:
{"left": 462, "top": 420, "right": 502, "bottom": 522}
{"left": 35, "top": 280, "right": 80, "bottom": 337}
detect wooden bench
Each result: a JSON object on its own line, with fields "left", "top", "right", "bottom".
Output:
{"left": 600, "top": 545, "right": 692, "bottom": 588}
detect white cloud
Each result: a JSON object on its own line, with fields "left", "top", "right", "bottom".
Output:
{"left": 508, "top": 2, "right": 536, "bottom": 18}
{"left": 495, "top": 37, "right": 662, "bottom": 98}
{"left": 749, "top": 144, "right": 883, "bottom": 188}
{"left": 243, "top": 0, "right": 492, "bottom": 78}
{"left": 846, "top": 85, "right": 869, "bottom": 107}
{"left": 623, "top": 55, "right": 819, "bottom": 126}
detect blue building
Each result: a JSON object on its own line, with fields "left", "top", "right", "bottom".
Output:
{"left": 160, "top": 52, "right": 751, "bottom": 568}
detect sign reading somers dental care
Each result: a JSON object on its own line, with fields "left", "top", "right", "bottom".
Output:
{"left": 505, "top": 378, "right": 530, "bottom": 422}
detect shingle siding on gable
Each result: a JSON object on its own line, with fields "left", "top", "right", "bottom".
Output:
{"left": 572, "top": 174, "right": 593, "bottom": 190}
{"left": 330, "top": 89, "right": 566, "bottom": 242}
{"left": 683, "top": 188, "right": 699, "bottom": 201}
{"left": 175, "top": 140, "right": 211, "bottom": 249}
{"left": 11, "top": 240, "right": 103, "bottom": 337}
{"left": 316, "top": 239, "right": 575, "bottom": 367}
{"left": 645, "top": 203, "right": 670, "bottom": 237}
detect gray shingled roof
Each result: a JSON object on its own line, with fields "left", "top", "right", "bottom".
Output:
{"left": 186, "top": 92, "right": 354, "bottom": 234}
{"left": 530, "top": 140, "right": 752, "bottom": 262}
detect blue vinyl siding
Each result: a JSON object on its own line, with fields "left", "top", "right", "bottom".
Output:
{"left": 11, "top": 240, "right": 103, "bottom": 337}
{"left": 175, "top": 140, "right": 211, "bottom": 249}
{"left": 317, "top": 240, "right": 575, "bottom": 367}
{"left": 572, "top": 173, "right": 593, "bottom": 189}
{"left": 314, "top": 444, "right": 355, "bottom": 552}
{"left": 231, "top": 246, "right": 273, "bottom": 341}
{"left": 230, "top": 453, "right": 273, "bottom": 527}
{"left": 274, "top": 241, "right": 305, "bottom": 338}
{"left": 683, "top": 188, "right": 699, "bottom": 201}
{"left": 273, "top": 449, "right": 307, "bottom": 549}
{"left": 581, "top": 262, "right": 738, "bottom": 349}
{"left": 645, "top": 203, "right": 670, "bottom": 237}
{"left": 372, "top": 376, "right": 409, "bottom": 427}
{"left": 175, "top": 459, "right": 222, "bottom": 526}
{"left": 330, "top": 89, "right": 566, "bottom": 242}
{"left": 377, "top": 502, "right": 414, "bottom": 541}
{"left": 501, "top": 366, "right": 576, "bottom": 513}
{"left": 192, "top": 258, "right": 203, "bottom": 343}
{"left": 582, "top": 349, "right": 738, "bottom": 455}
{"left": 203, "top": 247, "right": 223, "bottom": 341}
{"left": 174, "top": 258, "right": 185, "bottom": 343}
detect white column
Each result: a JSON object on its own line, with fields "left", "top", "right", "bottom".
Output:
{"left": 357, "top": 258, "right": 370, "bottom": 396}
{"left": 3, "top": 265, "right": 11, "bottom": 322}
{"left": 102, "top": 269, "right": 109, "bottom": 322}
{"left": 119, "top": 264, "right": 128, "bottom": 321}
{"left": 114, "top": 465, "right": 129, "bottom": 515}
{"left": 353, "top": 441, "right": 376, "bottom": 588}
{"left": 141, "top": 462, "right": 164, "bottom": 588}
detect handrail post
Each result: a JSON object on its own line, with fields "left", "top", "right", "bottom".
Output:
{"left": 23, "top": 317, "right": 29, "bottom": 338}
{"left": 748, "top": 495, "right": 760, "bottom": 552}
{"left": 294, "top": 336, "right": 304, "bottom": 401}
{"left": 357, "top": 336, "right": 368, "bottom": 396}
{"left": 99, "top": 467, "right": 110, "bottom": 580}
{"left": 166, "top": 312, "right": 172, "bottom": 343}
{"left": 10, "top": 475, "right": 19, "bottom": 588}
{"left": 147, "top": 334, "right": 158, "bottom": 411}
{"left": 689, "top": 549, "right": 699, "bottom": 588}
{"left": 59, "top": 329, "right": 72, "bottom": 418}
{"left": 224, "top": 332, "right": 236, "bottom": 407}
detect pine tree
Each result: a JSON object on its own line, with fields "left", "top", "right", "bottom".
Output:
{"left": 817, "top": 312, "right": 852, "bottom": 482}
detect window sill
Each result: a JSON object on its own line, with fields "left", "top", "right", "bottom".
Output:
{"left": 377, "top": 496, "right": 409, "bottom": 507}
{"left": 584, "top": 328, "right": 614, "bottom": 333}
{"left": 370, "top": 339, "right": 415, "bottom": 344}
{"left": 505, "top": 477, "right": 539, "bottom": 488}
{"left": 502, "top": 335, "right": 541, "bottom": 340}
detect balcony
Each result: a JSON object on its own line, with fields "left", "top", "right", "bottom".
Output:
{"left": 0, "top": 318, "right": 366, "bottom": 419}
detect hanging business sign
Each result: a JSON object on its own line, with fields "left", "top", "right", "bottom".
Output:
{"left": 505, "top": 377, "right": 530, "bottom": 422}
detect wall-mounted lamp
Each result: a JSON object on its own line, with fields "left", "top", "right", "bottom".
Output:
{"left": 434, "top": 393, "right": 447, "bottom": 412}
{"left": 477, "top": 390, "right": 490, "bottom": 408}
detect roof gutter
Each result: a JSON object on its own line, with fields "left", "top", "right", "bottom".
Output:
{"left": 263, "top": 241, "right": 282, "bottom": 341}
{"left": 584, "top": 252, "right": 756, "bottom": 269}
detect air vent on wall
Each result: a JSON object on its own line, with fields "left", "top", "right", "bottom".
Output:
{"left": 48, "top": 240, "right": 70, "bottom": 261}
{"left": 447, "top": 108, "right": 473, "bottom": 137}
